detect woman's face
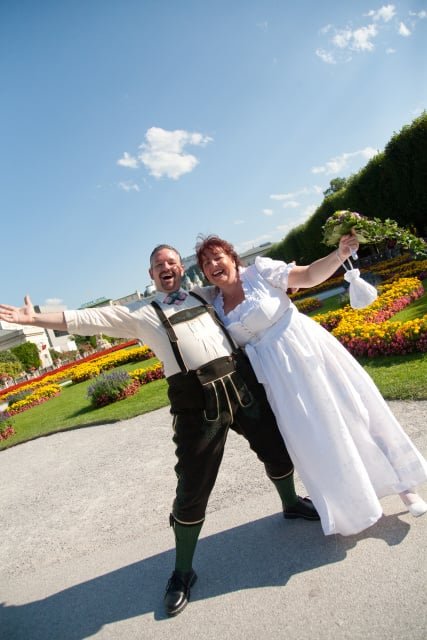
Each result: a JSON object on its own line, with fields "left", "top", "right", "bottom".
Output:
{"left": 201, "top": 247, "right": 238, "bottom": 287}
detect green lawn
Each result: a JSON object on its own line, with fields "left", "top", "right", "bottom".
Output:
{"left": 1, "top": 361, "right": 169, "bottom": 450}
{"left": 358, "top": 352, "right": 427, "bottom": 400}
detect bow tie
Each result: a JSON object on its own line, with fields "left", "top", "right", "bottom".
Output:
{"left": 163, "top": 290, "right": 188, "bottom": 305}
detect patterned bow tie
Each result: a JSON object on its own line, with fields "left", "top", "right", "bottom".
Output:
{"left": 163, "top": 290, "right": 188, "bottom": 305}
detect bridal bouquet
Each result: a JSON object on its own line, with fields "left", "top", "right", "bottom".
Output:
{"left": 322, "top": 210, "right": 426, "bottom": 256}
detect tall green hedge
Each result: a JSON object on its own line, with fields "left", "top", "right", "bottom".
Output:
{"left": 267, "top": 112, "right": 427, "bottom": 263}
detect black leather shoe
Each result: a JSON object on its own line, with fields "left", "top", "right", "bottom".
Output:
{"left": 283, "top": 496, "right": 320, "bottom": 521}
{"left": 164, "top": 569, "right": 197, "bottom": 616}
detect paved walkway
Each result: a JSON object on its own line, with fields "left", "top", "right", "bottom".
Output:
{"left": 0, "top": 401, "right": 426, "bottom": 640}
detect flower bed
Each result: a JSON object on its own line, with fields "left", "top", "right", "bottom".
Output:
{"left": 5, "top": 383, "right": 62, "bottom": 415}
{"left": 312, "top": 277, "right": 426, "bottom": 357}
{"left": 0, "top": 343, "right": 154, "bottom": 398}
{"left": 69, "top": 345, "right": 155, "bottom": 384}
{"left": 130, "top": 362, "right": 165, "bottom": 384}
{"left": 294, "top": 297, "right": 323, "bottom": 314}
{"left": 289, "top": 254, "right": 426, "bottom": 301}
{"left": 0, "top": 340, "right": 140, "bottom": 397}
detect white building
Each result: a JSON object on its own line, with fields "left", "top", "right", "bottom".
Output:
{"left": 0, "top": 321, "right": 55, "bottom": 370}
{"left": 0, "top": 305, "right": 77, "bottom": 370}
{"left": 239, "top": 242, "right": 273, "bottom": 265}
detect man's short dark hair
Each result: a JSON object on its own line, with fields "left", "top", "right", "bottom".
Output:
{"left": 149, "top": 244, "right": 182, "bottom": 266}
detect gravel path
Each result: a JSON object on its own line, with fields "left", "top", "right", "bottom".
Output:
{"left": 0, "top": 400, "right": 426, "bottom": 640}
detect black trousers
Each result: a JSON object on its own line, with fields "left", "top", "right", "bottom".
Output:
{"left": 168, "top": 350, "right": 294, "bottom": 524}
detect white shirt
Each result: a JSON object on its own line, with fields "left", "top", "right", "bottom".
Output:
{"left": 64, "top": 289, "right": 233, "bottom": 377}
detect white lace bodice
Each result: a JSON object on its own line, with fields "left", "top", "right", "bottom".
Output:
{"left": 213, "top": 256, "right": 295, "bottom": 345}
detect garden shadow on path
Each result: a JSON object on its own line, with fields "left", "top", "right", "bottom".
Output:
{"left": 0, "top": 510, "right": 410, "bottom": 640}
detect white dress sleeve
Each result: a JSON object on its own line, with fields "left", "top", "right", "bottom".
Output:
{"left": 254, "top": 256, "right": 295, "bottom": 291}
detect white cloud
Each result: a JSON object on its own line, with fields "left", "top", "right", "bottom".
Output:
{"left": 117, "top": 151, "right": 139, "bottom": 168}
{"left": 352, "top": 24, "right": 378, "bottom": 50}
{"left": 45, "top": 298, "right": 63, "bottom": 306}
{"left": 332, "top": 24, "right": 378, "bottom": 51}
{"left": 312, "top": 185, "right": 324, "bottom": 194}
{"left": 316, "top": 4, "right": 416, "bottom": 63}
{"left": 276, "top": 207, "right": 314, "bottom": 234}
{"left": 333, "top": 29, "right": 352, "bottom": 49}
{"left": 233, "top": 219, "right": 245, "bottom": 225}
{"left": 262, "top": 209, "right": 274, "bottom": 216}
{"left": 315, "top": 48, "right": 336, "bottom": 64}
{"left": 302, "top": 204, "right": 317, "bottom": 218}
{"left": 270, "top": 186, "right": 320, "bottom": 201}
{"left": 282, "top": 201, "right": 299, "bottom": 209}
{"left": 367, "top": 5, "right": 396, "bottom": 22}
{"left": 319, "top": 23, "right": 378, "bottom": 61}
{"left": 398, "top": 21, "right": 411, "bottom": 36}
{"left": 320, "top": 24, "right": 333, "bottom": 35}
{"left": 138, "top": 127, "right": 213, "bottom": 179}
{"left": 118, "top": 181, "right": 140, "bottom": 192}
{"left": 311, "top": 147, "right": 378, "bottom": 175}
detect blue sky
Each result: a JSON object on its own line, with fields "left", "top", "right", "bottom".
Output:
{"left": 1, "top": 1, "right": 426, "bottom": 309}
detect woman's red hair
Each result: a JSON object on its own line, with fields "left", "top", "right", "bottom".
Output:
{"left": 195, "top": 235, "right": 243, "bottom": 274}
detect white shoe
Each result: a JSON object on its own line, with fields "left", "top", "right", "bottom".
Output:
{"left": 407, "top": 498, "right": 427, "bottom": 518}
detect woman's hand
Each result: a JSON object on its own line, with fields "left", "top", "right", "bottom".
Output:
{"left": 338, "top": 229, "right": 359, "bottom": 261}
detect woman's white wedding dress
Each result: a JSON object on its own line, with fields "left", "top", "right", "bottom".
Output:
{"left": 211, "top": 257, "right": 427, "bottom": 536}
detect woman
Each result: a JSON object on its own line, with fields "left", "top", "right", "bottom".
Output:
{"left": 194, "top": 234, "right": 427, "bottom": 536}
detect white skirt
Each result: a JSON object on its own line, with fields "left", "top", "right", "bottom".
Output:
{"left": 245, "top": 306, "right": 427, "bottom": 536}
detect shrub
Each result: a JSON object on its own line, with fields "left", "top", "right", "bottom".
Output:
{"left": 0, "top": 412, "right": 15, "bottom": 441}
{"left": 11, "top": 342, "right": 42, "bottom": 372}
{"left": 0, "top": 362, "right": 23, "bottom": 379}
{"left": 87, "top": 371, "right": 140, "bottom": 408}
{"left": 0, "top": 350, "right": 19, "bottom": 363}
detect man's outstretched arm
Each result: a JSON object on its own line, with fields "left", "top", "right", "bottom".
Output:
{"left": 0, "top": 295, "right": 67, "bottom": 331}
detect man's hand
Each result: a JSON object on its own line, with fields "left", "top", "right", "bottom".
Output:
{"left": 0, "top": 295, "right": 35, "bottom": 326}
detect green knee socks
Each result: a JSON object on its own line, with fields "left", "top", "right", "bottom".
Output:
{"left": 271, "top": 473, "right": 298, "bottom": 508}
{"left": 171, "top": 474, "right": 297, "bottom": 573}
{"left": 171, "top": 517, "right": 204, "bottom": 574}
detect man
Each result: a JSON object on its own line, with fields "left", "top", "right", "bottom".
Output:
{"left": 0, "top": 244, "right": 318, "bottom": 616}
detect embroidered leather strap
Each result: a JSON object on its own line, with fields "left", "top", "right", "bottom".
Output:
{"left": 151, "top": 291, "right": 236, "bottom": 373}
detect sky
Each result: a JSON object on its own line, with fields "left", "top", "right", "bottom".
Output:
{"left": 1, "top": 0, "right": 426, "bottom": 309}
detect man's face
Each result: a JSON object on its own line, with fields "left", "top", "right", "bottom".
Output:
{"left": 149, "top": 248, "right": 184, "bottom": 294}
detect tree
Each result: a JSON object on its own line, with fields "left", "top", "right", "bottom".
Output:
{"left": 11, "top": 342, "right": 42, "bottom": 372}
{"left": 323, "top": 177, "right": 348, "bottom": 198}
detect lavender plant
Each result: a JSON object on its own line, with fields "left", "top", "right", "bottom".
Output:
{"left": 87, "top": 370, "right": 138, "bottom": 407}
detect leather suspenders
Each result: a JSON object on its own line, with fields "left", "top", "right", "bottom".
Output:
{"left": 151, "top": 291, "right": 236, "bottom": 374}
